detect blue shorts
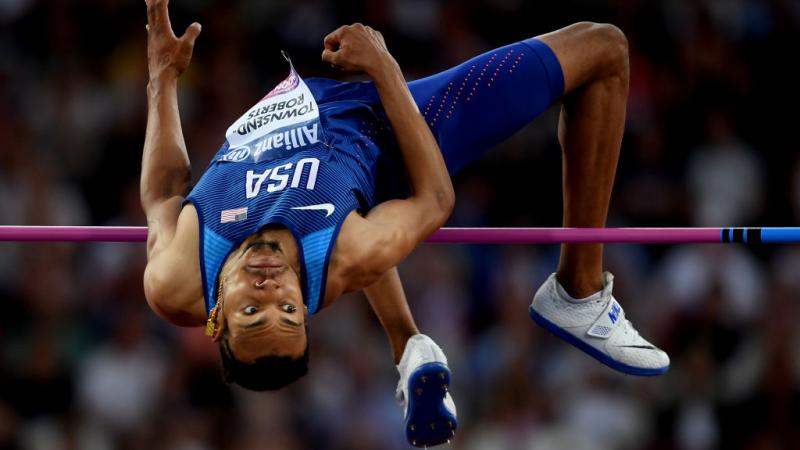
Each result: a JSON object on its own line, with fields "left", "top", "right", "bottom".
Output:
{"left": 408, "top": 38, "right": 564, "bottom": 173}
{"left": 307, "top": 38, "right": 564, "bottom": 203}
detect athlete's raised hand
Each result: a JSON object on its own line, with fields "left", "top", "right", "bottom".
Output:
{"left": 321, "top": 24, "right": 398, "bottom": 78}
{"left": 146, "top": 0, "right": 201, "bottom": 82}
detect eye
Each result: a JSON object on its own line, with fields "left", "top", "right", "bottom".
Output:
{"left": 281, "top": 304, "right": 297, "bottom": 313}
{"left": 243, "top": 306, "right": 258, "bottom": 315}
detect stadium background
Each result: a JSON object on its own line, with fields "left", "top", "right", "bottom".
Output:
{"left": 2, "top": 0, "right": 800, "bottom": 449}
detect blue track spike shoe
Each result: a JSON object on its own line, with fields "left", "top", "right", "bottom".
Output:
{"left": 529, "top": 272, "right": 670, "bottom": 376}
{"left": 396, "top": 334, "right": 458, "bottom": 448}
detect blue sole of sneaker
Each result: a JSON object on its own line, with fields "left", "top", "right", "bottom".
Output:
{"left": 528, "top": 305, "right": 669, "bottom": 376}
{"left": 404, "top": 362, "right": 458, "bottom": 448}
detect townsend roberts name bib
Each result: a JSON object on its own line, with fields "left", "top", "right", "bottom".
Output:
{"left": 217, "top": 54, "right": 324, "bottom": 164}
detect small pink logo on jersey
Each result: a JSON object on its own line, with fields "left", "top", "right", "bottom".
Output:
{"left": 261, "top": 68, "right": 300, "bottom": 101}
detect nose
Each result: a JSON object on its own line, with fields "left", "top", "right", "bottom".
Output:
{"left": 254, "top": 278, "right": 279, "bottom": 288}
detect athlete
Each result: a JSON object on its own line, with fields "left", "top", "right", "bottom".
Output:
{"left": 143, "top": 2, "right": 455, "bottom": 446}
{"left": 140, "top": 0, "right": 668, "bottom": 446}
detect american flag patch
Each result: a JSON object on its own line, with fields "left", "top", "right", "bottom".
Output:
{"left": 220, "top": 207, "right": 248, "bottom": 223}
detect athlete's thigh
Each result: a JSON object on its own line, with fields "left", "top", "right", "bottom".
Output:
{"left": 407, "top": 39, "right": 565, "bottom": 174}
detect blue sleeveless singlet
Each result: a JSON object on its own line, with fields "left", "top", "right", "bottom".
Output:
{"left": 186, "top": 57, "right": 396, "bottom": 316}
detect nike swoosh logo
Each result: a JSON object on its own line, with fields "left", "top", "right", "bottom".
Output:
{"left": 291, "top": 203, "right": 335, "bottom": 217}
{"left": 619, "top": 345, "right": 656, "bottom": 350}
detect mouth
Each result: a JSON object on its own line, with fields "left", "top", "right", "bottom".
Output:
{"left": 244, "top": 264, "right": 289, "bottom": 280}
{"left": 246, "top": 254, "right": 285, "bottom": 269}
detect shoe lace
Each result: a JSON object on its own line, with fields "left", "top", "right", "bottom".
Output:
{"left": 601, "top": 274, "right": 641, "bottom": 340}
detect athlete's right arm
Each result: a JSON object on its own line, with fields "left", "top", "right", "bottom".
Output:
{"left": 140, "top": 0, "right": 205, "bottom": 326}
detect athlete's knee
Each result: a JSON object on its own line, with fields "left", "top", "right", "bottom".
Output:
{"left": 582, "top": 22, "right": 629, "bottom": 79}
{"left": 539, "top": 21, "right": 629, "bottom": 89}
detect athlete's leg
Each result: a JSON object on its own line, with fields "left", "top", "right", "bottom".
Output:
{"left": 404, "top": 24, "right": 667, "bottom": 375}
{"left": 529, "top": 23, "right": 668, "bottom": 376}
{"left": 405, "top": 23, "right": 625, "bottom": 296}
{"left": 536, "top": 22, "right": 629, "bottom": 298}
{"left": 364, "top": 268, "right": 458, "bottom": 448}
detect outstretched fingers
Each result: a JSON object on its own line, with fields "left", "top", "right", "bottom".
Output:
{"left": 181, "top": 22, "right": 202, "bottom": 48}
{"left": 144, "top": 0, "right": 200, "bottom": 78}
{"left": 146, "top": 0, "right": 175, "bottom": 37}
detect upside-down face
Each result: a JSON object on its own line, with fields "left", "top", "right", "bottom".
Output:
{"left": 217, "top": 237, "right": 308, "bottom": 361}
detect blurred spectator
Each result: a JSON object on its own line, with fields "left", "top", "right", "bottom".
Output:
{"left": 75, "top": 305, "right": 168, "bottom": 443}
{"left": 687, "top": 109, "right": 764, "bottom": 227}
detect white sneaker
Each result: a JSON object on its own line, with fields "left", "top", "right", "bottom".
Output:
{"left": 529, "top": 272, "right": 670, "bottom": 376}
{"left": 396, "top": 334, "right": 458, "bottom": 447}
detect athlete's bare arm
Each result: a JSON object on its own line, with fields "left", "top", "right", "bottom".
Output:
{"left": 140, "top": 0, "right": 205, "bottom": 326}
{"left": 324, "top": 24, "right": 455, "bottom": 298}
{"left": 364, "top": 268, "right": 420, "bottom": 364}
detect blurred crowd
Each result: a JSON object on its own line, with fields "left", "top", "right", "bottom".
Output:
{"left": 2, "top": 0, "right": 800, "bottom": 449}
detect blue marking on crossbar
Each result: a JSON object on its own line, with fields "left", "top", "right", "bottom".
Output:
{"left": 761, "top": 228, "right": 800, "bottom": 243}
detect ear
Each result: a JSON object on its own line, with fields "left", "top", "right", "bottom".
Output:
{"left": 211, "top": 313, "right": 226, "bottom": 342}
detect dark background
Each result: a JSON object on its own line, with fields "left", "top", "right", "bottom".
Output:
{"left": 2, "top": 1, "right": 800, "bottom": 449}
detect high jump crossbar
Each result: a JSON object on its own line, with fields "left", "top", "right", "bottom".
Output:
{"left": 0, "top": 226, "right": 798, "bottom": 244}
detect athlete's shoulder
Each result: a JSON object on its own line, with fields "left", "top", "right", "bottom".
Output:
{"left": 144, "top": 204, "right": 206, "bottom": 326}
